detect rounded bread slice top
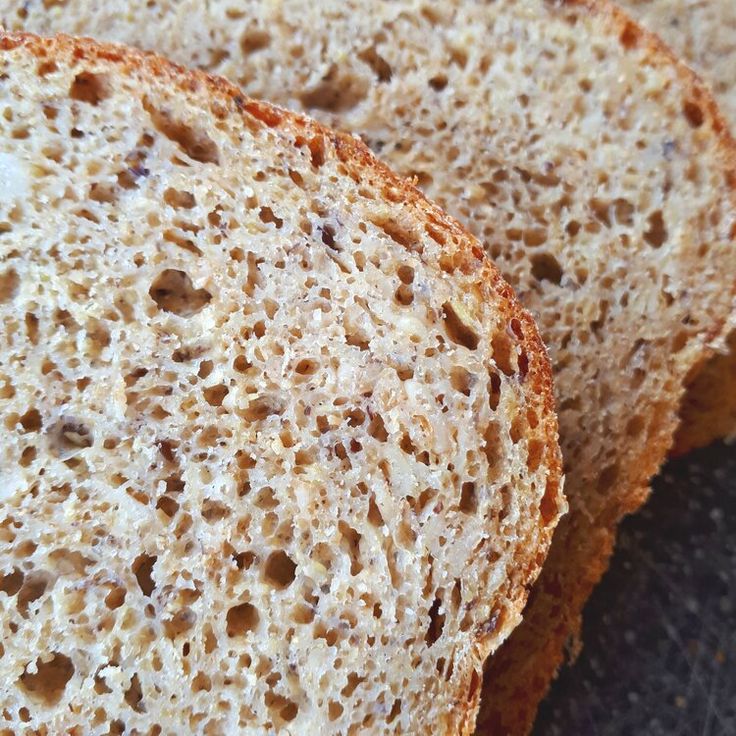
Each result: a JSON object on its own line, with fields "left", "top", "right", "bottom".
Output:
{"left": 0, "top": 32, "right": 562, "bottom": 736}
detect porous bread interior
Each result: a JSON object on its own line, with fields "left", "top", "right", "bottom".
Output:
{"left": 4, "top": 1, "right": 735, "bottom": 733}
{"left": 620, "top": 0, "right": 736, "bottom": 454}
{"left": 622, "top": 0, "right": 736, "bottom": 124}
{"left": 0, "top": 33, "right": 562, "bottom": 736}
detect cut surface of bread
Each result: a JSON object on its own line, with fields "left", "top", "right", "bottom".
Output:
{"left": 4, "top": 1, "right": 736, "bottom": 733}
{"left": 619, "top": 0, "right": 736, "bottom": 454}
{"left": 0, "top": 32, "right": 564, "bottom": 736}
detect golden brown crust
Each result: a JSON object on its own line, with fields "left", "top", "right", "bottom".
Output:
{"left": 0, "top": 29, "right": 564, "bottom": 735}
{"left": 476, "top": 3, "right": 736, "bottom": 734}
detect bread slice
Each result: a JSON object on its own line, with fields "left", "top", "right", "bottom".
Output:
{"left": 3, "top": 0, "right": 736, "bottom": 733}
{"left": 619, "top": 0, "right": 736, "bottom": 455}
{"left": 0, "top": 32, "right": 564, "bottom": 735}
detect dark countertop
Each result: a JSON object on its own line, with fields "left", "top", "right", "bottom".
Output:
{"left": 535, "top": 442, "right": 736, "bottom": 736}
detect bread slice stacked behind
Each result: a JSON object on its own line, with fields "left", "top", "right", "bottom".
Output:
{"left": 0, "top": 31, "right": 563, "bottom": 735}
{"left": 619, "top": 0, "right": 736, "bottom": 454}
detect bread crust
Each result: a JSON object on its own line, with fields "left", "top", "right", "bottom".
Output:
{"left": 0, "top": 30, "right": 564, "bottom": 735}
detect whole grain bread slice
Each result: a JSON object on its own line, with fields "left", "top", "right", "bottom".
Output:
{"left": 619, "top": 0, "right": 736, "bottom": 455}
{"left": 4, "top": 1, "right": 736, "bottom": 734}
{"left": 0, "top": 31, "right": 564, "bottom": 736}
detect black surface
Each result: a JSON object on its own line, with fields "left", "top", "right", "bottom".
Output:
{"left": 534, "top": 442, "right": 736, "bottom": 736}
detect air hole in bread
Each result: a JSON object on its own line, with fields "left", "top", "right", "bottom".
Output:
{"left": 626, "top": 414, "right": 646, "bottom": 437}
{"left": 88, "top": 181, "right": 117, "bottom": 204}
{"left": 311, "top": 542, "right": 334, "bottom": 573}
{"left": 366, "top": 413, "right": 388, "bottom": 442}
{"left": 18, "top": 653, "right": 74, "bottom": 705}
{"left": 483, "top": 422, "right": 503, "bottom": 481}
{"left": 163, "top": 188, "right": 195, "bottom": 209}
{"left": 149, "top": 269, "right": 212, "bottom": 316}
{"left": 0, "top": 268, "right": 20, "bottom": 304}
{"left": 123, "top": 673, "right": 144, "bottom": 712}
{"left": 491, "top": 331, "right": 516, "bottom": 376}
{"left": 0, "top": 567, "right": 24, "bottom": 596}
{"left": 294, "top": 358, "right": 318, "bottom": 376}
{"left": 526, "top": 439, "right": 545, "bottom": 473}
{"left": 395, "top": 283, "right": 414, "bottom": 305}
{"left": 530, "top": 252, "right": 563, "bottom": 284}
{"left": 104, "top": 585, "right": 126, "bottom": 610}
{"left": 201, "top": 499, "right": 231, "bottom": 522}
{"left": 190, "top": 671, "right": 212, "bottom": 693}
{"left": 254, "top": 486, "right": 279, "bottom": 510}
{"left": 243, "top": 252, "right": 263, "bottom": 296}
{"left": 429, "top": 74, "right": 448, "bottom": 92}
{"left": 367, "top": 495, "right": 384, "bottom": 526}
{"left": 143, "top": 98, "right": 220, "bottom": 164}
{"left": 69, "top": 71, "right": 111, "bottom": 106}
{"left": 338, "top": 521, "right": 363, "bottom": 576}
{"left": 242, "top": 395, "right": 283, "bottom": 422}
{"left": 264, "top": 691, "right": 298, "bottom": 725}
{"left": 450, "top": 366, "right": 472, "bottom": 396}
{"left": 643, "top": 210, "right": 667, "bottom": 248}
{"left": 321, "top": 222, "right": 338, "bottom": 249}
{"left": 294, "top": 447, "right": 316, "bottom": 467}
{"left": 327, "top": 700, "right": 344, "bottom": 721}
{"left": 259, "top": 206, "right": 283, "bottom": 228}
{"left": 459, "top": 482, "right": 477, "bottom": 514}
{"left": 371, "top": 216, "right": 420, "bottom": 252}
{"left": 345, "top": 408, "right": 365, "bottom": 427}
{"left": 358, "top": 46, "right": 392, "bottom": 82}
{"left": 540, "top": 476, "right": 561, "bottom": 525}
{"left": 341, "top": 673, "right": 364, "bottom": 698}
{"left": 224, "top": 601, "right": 260, "bottom": 640}
{"left": 523, "top": 227, "right": 548, "bottom": 247}
{"left": 19, "top": 408, "right": 42, "bottom": 433}
{"left": 240, "top": 28, "right": 271, "bottom": 55}
{"left": 264, "top": 550, "right": 297, "bottom": 589}
{"left": 596, "top": 463, "right": 619, "bottom": 493}
{"left": 345, "top": 327, "right": 370, "bottom": 350}
{"left": 202, "top": 383, "right": 228, "bottom": 407}
{"left": 683, "top": 100, "right": 704, "bottom": 128}
{"left": 36, "top": 59, "right": 57, "bottom": 76}
{"left": 163, "top": 607, "right": 196, "bottom": 639}
{"left": 131, "top": 554, "right": 156, "bottom": 597}
{"left": 45, "top": 417, "right": 93, "bottom": 459}
{"left": 233, "top": 550, "right": 256, "bottom": 571}
{"left": 306, "top": 135, "right": 326, "bottom": 168}
{"left": 299, "top": 66, "right": 369, "bottom": 113}
{"left": 387, "top": 698, "right": 402, "bottom": 723}
{"left": 425, "top": 597, "right": 445, "bottom": 646}
{"left": 619, "top": 21, "right": 640, "bottom": 49}
{"left": 17, "top": 571, "right": 51, "bottom": 617}
{"left": 442, "top": 302, "right": 479, "bottom": 350}
{"left": 399, "top": 432, "right": 416, "bottom": 455}
{"left": 196, "top": 360, "right": 213, "bottom": 380}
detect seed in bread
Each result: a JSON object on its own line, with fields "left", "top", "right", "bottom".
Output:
{"left": 0, "top": 31, "right": 563, "bottom": 736}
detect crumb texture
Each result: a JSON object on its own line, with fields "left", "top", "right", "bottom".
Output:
{"left": 3, "top": 2, "right": 733, "bottom": 734}
{"left": 620, "top": 0, "right": 736, "bottom": 454}
{"left": 0, "top": 32, "right": 562, "bottom": 736}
